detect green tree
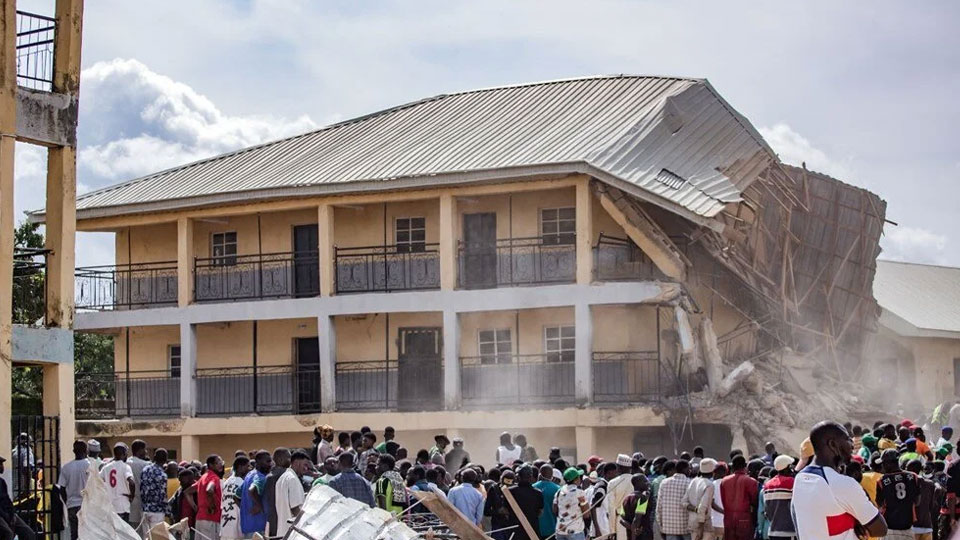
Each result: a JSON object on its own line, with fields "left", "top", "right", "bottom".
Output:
{"left": 12, "top": 221, "right": 45, "bottom": 325}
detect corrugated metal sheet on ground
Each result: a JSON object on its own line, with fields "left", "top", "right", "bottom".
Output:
{"left": 874, "top": 260, "right": 960, "bottom": 333}
{"left": 70, "top": 75, "right": 776, "bottom": 220}
{"left": 286, "top": 485, "right": 418, "bottom": 540}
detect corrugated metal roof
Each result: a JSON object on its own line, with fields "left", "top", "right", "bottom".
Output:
{"left": 67, "top": 74, "right": 776, "bottom": 221}
{"left": 874, "top": 259, "right": 960, "bottom": 336}
{"left": 287, "top": 485, "right": 418, "bottom": 540}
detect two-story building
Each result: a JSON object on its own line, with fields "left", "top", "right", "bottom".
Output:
{"left": 33, "top": 75, "right": 880, "bottom": 463}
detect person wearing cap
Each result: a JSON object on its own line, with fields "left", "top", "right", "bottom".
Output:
{"left": 445, "top": 437, "right": 471, "bottom": 472}
{"left": 86, "top": 439, "right": 103, "bottom": 471}
{"left": 0, "top": 453, "right": 36, "bottom": 540}
{"left": 793, "top": 438, "right": 814, "bottom": 472}
{"left": 496, "top": 432, "right": 522, "bottom": 465}
{"left": 898, "top": 438, "right": 924, "bottom": 467}
{"left": 860, "top": 451, "right": 883, "bottom": 505}
{"left": 587, "top": 455, "right": 603, "bottom": 474}
{"left": 554, "top": 467, "right": 588, "bottom": 540}
{"left": 99, "top": 442, "right": 137, "bottom": 522}
{"left": 876, "top": 448, "right": 919, "bottom": 540}
{"left": 429, "top": 434, "right": 450, "bottom": 467}
{"left": 533, "top": 464, "right": 560, "bottom": 538}
{"left": 761, "top": 455, "right": 795, "bottom": 540}
{"left": 683, "top": 458, "right": 715, "bottom": 540}
{"left": 607, "top": 454, "right": 635, "bottom": 540}
{"left": 937, "top": 426, "right": 954, "bottom": 450}
{"left": 858, "top": 433, "right": 878, "bottom": 462}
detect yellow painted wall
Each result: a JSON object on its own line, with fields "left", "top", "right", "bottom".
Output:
{"left": 592, "top": 305, "right": 659, "bottom": 352}
{"left": 114, "top": 326, "right": 179, "bottom": 373}
{"left": 334, "top": 312, "right": 443, "bottom": 363}
{"left": 591, "top": 195, "right": 627, "bottom": 244}
{"left": 459, "top": 307, "right": 574, "bottom": 357}
{"left": 333, "top": 200, "right": 440, "bottom": 248}
{"left": 116, "top": 223, "right": 178, "bottom": 265}
{"left": 457, "top": 188, "right": 576, "bottom": 240}
{"left": 910, "top": 335, "right": 960, "bottom": 407}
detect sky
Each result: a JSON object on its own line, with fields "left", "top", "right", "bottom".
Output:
{"left": 12, "top": 0, "right": 960, "bottom": 267}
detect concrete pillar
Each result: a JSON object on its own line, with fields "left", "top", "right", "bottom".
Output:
{"left": 575, "top": 426, "right": 597, "bottom": 463}
{"left": 179, "top": 322, "right": 197, "bottom": 417}
{"left": 439, "top": 194, "right": 457, "bottom": 290}
{"left": 575, "top": 302, "right": 593, "bottom": 405}
{"left": 180, "top": 435, "right": 201, "bottom": 462}
{"left": 177, "top": 217, "right": 194, "bottom": 307}
{"left": 576, "top": 178, "right": 594, "bottom": 285}
{"left": 443, "top": 309, "right": 461, "bottom": 410}
{"left": 0, "top": 0, "right": 16, "bottom": 497}
{"left": 45, "top": 147, "right": 77, "bottom": 327}
{"left": 52, "top": 0, "right": 84, "bottom": 96}
{"left": 43, "top": 363, "right": 76, "bottom": 461}
{"left": 318, "top": 314, "right": 336, "bottom": 412}
{"left": 318, "top": 204, "right": 335, "bottom": 296}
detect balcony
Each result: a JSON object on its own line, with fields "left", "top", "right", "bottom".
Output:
{"left": 75, "top": 370, "right": 180, "bottom": 419}
{"left": 75, "top": 262, "right": 178, "bottom": 311}
{"left": 335, "top": 358, "right": 443, "bottom": 412}
{"left": 592, "top": 351, "right": 661, "bottom": 403}
{"left": 16, "top": 10, "right": 56, "bottom": 91}
{"left": 194, "top": 251, "right": 319, "bottom": 303}
{"left": 593, "top": 234, "right": 665, "bottom": 281}
{"left": 457, "top": 236, "right": 576, "bottom": 289}
{"left": 195, "top": 366, "right": 321, "bottom": 416}
{"left": 460, "top": 353, "right": 575, "bottom": 408}
{"left": 335, "top": 244, "right": 440, "bottom": 294}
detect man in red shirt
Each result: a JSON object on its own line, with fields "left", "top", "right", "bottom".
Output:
{"left": 196, "top": 454, "right": 225, "bottom": 540}
{"left": 719, "top": 455, "right": 758, "bottom": 540}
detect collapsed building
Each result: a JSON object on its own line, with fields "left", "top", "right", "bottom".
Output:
{"left": 32, "top": 75, "right": 888, "bottom": 461}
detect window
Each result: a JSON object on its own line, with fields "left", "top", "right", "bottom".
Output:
{"left": 395, "top": 217, "right": 426, "bottom": 252}
{"left": 544, "top": 325, "right": 575, "bottom": 363}
{"left": 211, "top": 232, "right": 237, "bottom": 265}
{"left": 540, "top": 208, "right": 575, "bottom": 245}
{"left": 478, "top": 329, "right": 512, "bottom": 364}
{"left": 168, "top": 345, "right": 181, "bottom": 378}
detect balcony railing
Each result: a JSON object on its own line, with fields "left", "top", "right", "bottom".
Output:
{"left": 16, "top": 10, "right": 56, "bottom": 91}
{"left": 593, "top": 234, "right": 665, "bottom": 281}
{"left": 194, "top": 251, "right": 319, "bottom": 302}
{"left": 195, "top": 365, "right": 321, "bottom": 416}
{"left": 336, "top": 358, "right": 443, "bottom": 412}
{"left": 12, "top": 247, "right": 48, "bottom": 324}
{"left": 75, "top": 262, "right": 178, "bottom": 311}
{"left": 75, "top": 370, "right": 180, "bottom": 419}
{"left": 457, "top": 236, "right": 576, "bottom": 289}
{"left": 335, "top": 244, "right": 440, "bottom": 294}
{"left": 460, "top": 354, "right": 575, "bottom": 408}
{"left": 592, "top": 351, "right": 660, "bottom": 403}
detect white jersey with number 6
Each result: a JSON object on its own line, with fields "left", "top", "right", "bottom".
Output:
{"left": 99, "top": 460, "right": 134, "bottom": 514}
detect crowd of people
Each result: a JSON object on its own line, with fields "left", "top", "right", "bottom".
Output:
{"left": 7, "top": 418, "right": 960, "bottom": 540}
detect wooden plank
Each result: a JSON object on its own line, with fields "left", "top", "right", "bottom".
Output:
{"left": 411, "top": 490, "right": 492, "bottom": 540}
{"left": 501, "top": 484, "right": 541, "bottom": 540}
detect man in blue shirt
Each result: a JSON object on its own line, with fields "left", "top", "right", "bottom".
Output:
{"left": 240, "top": 450, "right": 273, "bottom": 537}
{"left": 329, "top": 453, "right": 375, "bottom": 507}
{"left": 532, "top": 464, "right": 561, "bottom": 539}
{"left": 448, "top": 469, "right": 484, "bottom": 526}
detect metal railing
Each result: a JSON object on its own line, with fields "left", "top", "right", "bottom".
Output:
{"left": 16, "top": 10, "right": 56, "bottom": 91}
{"left": 335, "top": 244, "right": 440, "bottom": 294}
{"left": 12, "top": 247, "right": 48, "bottom": 324}
{"left": 593, "top": 233, "right": 665, "bottom": 281}
{"left": 592, "top": 351, "right": 660, "bottom": 403}
{"left": 195, "top": 365, "right": 321, "bottom": 416}
{"left": 194, "top": 251, "right": 319, "bottom": 302}
{"left": 457, "top": 236, "right": 576, "bottom": 289}
{"left": 75, "top": 261, "right": 178, "bottom": 310}
{"left": 460, "top": 353, "right": 575, "bottom": 408}
{"left": 10, "top": 415, "right": 61, "bottom": 540}
{"left": 75, "top": 370, "right": 180, "bottom": 419}
{"left": 335, "top": 358, "right": 444, "bottom": 412}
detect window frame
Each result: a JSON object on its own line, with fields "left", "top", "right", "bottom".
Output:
{"left": 395, "top": 217, "right": 427, "bottom": 253}
{"left": 478, "top": 328, "right": 513, "bottom": 365}
{"left": 168, "top": 344, "right": 182, "bottom": 378}
{"left": 543, "top": 325, "right": 575, "bottom": 363}
{"left": 540, "top": 207, "right": 576, "bottom": 246}
{"left": 210, "top": 231, "right": 238, "bottom": 266}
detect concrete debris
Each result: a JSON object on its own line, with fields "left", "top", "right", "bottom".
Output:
{"left": 715, "top": 361, "right": 755, "bottom": 399}
{"left": 699, "top": 318, "right": 724, "bottom": 393}
{"left": 286, "top": 485, "right": 418, "bottom": 540}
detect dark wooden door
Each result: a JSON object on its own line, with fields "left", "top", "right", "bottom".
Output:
{"left": 462, "top": 212, "right": 497, "bottom": 288}
{"left": 397, "top": 327, "right": 442, "bottom": 411}
{"left": 296, "top": 337, "right": 321, "bottom": 413}
{"left": 293, "top": 224, "right": 319, "bottom": 296}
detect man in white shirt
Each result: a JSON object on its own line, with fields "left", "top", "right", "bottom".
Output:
{"left": 127, "top": 439, "right": 150, "bottom": 531}
{"left": 99, "top": 442, "right": 136, "bottom": 521}
{"left": 57, "top": 441, "right": 90, "bottom": 540}
{"left": 792, "top": 421, "right": 888, "bottom": 540}
{"left": 275, "top": 450, "right": 308, "bottom": 537}
{"left": 684, "top": 458, "right": 716, "bottom": 540}
{"left": 606, "top": 454, "right": 634, "bottom": 540}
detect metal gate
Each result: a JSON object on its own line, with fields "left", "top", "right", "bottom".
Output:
{"left": 10, "top": 415, "right": 62, "bottom": 540}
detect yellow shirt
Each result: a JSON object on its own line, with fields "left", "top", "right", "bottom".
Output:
{"left": 167, "top": 478, "right": 179, "bottom": 500}
{"left": 877, "top": 438, "right": 897, "bottom": 451}
{"left": 861, "top": 471, "right": 882, "bottom": 505}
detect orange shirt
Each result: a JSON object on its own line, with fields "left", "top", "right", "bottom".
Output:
{"left": 917, "top": 439, "right": 931, "bottom": 456}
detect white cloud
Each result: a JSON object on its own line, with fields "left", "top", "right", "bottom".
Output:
{"left": 880, "top": 225, "right": 949, "bottom": 265}
{"left": 759, "top": 123, "right": 854, "bottom": 180}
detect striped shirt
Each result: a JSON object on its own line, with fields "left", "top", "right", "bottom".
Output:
{"left": 762, "top": 475, "right": 795, "bottom": 537}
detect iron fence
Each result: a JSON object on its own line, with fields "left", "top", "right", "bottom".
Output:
{"left": 460, "top": 353, "right": 575, "bottom": 408}
{"left": 195, "top": 365, "right": 321, "bottom": 416}
{"left": 194, "top": 251, "right": 319, "bottom": 302}
{"left": 75, "top": 261, "right": 178, "bottom": 310}
{"left": 593, "top": 233, "right": 664, "bottom": 281}
{"left": 335, "top": 244, "right": 440, "bottom": 294}
{"left": 10, "top": 415, "right": 61, "bottom": 540}
{"left": 16, "top": 10, "right": 56, "bottom": 91}
{"left": 335, "top": 358, "right": 444, "bottom": 411}
{"left": 592, "top": 351, "right": 660, "bottom": 403}
{"left": 75, "top": 370, "right": 180, "bottom": 419}
{"left": 13, "top": 247, "right": 48, "bottom": 324}
{"left": 457, "top": 236, "right": 576, "bottom": 289}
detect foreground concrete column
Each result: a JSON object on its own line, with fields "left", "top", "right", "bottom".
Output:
{"left": 575, "top": 302, "right": 593, "bottom": 405}
{"left": 439, "top": 194, "right": 457, "bottom": 290}
{"left": 45, "top": 147, "right": 77, "bottom": 327}
{"left": 0, "top": 0, "right": 16, "bottom": 496}
{"left": 43, "top": 362, "right": 76, "bottom": 461}
{"left": 318, "top": 314, "right": 336, "bottom": 412}
{"left": 576, "top": 178, "right": 594, "bottom": 285}
{"left": 318, "top": 204, "right": 335, "bottom": 296}
{"left": 575, "top": 426, "right": 597, "bottom": 463}
{"left": 177, "top": 217, "right": 194, "bottom": 307}
{"left": 443, "top": 310, "right": 461, "bottom": 410}
{"left": 179, "top": 322, "right": 197, "bottom": 417}
{"left": 180, "top": 435, "right": 200, "bottom": 462}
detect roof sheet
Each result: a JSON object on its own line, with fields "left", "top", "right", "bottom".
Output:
{"left": 874, "top": 259, "right": 960, "bottom": 335}
{"left": 69, "top": 75, "right": 776, "bottom": 220}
